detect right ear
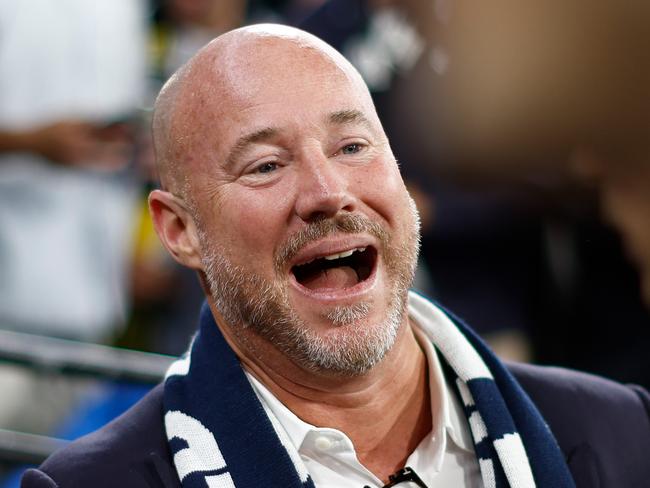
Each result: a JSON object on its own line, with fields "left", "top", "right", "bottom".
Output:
{"left": 148, "top": 189, "right": 204, "bottom": 270}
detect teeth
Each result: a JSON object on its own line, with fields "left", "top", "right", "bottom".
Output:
{"left": 323, "top": 247, "right": 366, "bottom": 261}
{"left": 324, "top": 250, "right": 353, "bottom": 261}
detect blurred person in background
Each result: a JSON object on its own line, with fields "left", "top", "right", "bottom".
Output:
{"left": 0, "top": 0, "right": 147, "bottom": 436}
{"left": 0, "top": 0, "right": 147, "bottom": 342}
{"left": 420, "top": 0, "right": 650, "bottom": 383}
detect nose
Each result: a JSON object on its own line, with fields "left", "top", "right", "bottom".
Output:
{"left": 294, "top": 154, "right": 355, "bottom": 222}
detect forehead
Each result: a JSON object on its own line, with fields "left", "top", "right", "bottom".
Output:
{"left": 184, "top": 38, "right": 374, "bottom": 140}
{"left": 218, "top": 36, "right": 359, "bottom": 93}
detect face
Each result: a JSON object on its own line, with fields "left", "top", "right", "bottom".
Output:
{"left": 183, "top": 39, "right": 421, "bottom": 375}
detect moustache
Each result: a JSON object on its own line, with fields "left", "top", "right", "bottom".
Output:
{"left": 274, "top": 213, "right": 389, "bottom": 272}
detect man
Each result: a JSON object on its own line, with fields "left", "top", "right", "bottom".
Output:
{"left": 22, "top": 25, "right": 650, "bottom": 488}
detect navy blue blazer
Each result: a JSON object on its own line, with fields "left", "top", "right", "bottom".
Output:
{"left": 21, "top": 363, "right": 650, "bottom": 487}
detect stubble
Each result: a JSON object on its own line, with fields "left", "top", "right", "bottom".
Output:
{"left": 198, "top": 200, "right": 420, "bottom": 376}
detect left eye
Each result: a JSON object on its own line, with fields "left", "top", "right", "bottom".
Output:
{"left": 340, "top": 143, "right": 362, "bottom": 155}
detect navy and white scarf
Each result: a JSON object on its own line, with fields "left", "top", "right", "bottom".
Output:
{"left": 164, "top": 292, "right": 575, "bottom": 488}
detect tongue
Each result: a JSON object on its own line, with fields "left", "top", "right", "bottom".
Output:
{"left": 301, "top": 266, "right": 358, "bottom": 291}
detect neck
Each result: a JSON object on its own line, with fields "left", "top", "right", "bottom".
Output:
{"left": 216, "top": 305, "right": 432, "bottom": 483}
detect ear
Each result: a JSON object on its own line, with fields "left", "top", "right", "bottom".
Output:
{"left": 148, "top": 189, "right": 204, "bottom": 270}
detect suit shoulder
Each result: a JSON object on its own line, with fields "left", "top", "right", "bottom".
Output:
{"left": 508, "top": 362, "right": 650, "bottom": 451}
{"left": 509, "top": 363, "right": 650, "bottom": 485}
{"left": 508, "top": 361, "right": 650, "bottom": 412}
{"left": 22, "top": 384, "right": 179, "bottom": 488}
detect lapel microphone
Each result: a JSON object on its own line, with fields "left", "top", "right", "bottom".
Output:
{"left": 363, "top": 467, "right": 429, "bottom": 488}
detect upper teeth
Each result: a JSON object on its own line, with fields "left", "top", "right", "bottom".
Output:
{"left": 323, "top": 247, "right": 366, "bottom": 261}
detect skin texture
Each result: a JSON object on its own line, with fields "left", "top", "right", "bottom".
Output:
{"left": 149, "top": 24, "right": 430, "bottom": 481}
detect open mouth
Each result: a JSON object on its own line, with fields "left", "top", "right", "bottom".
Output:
{"left": 291, "top": 246, "right": 377, "bottom": 292}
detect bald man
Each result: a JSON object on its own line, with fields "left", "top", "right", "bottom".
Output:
{"left": 23, "top": 25, "right": 650, "bottom": 488}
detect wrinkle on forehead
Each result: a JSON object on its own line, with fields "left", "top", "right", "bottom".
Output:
{"left": 152, "top": 24, "right": 374, "bottom": 198}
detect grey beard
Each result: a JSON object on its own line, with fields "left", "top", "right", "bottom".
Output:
{"left": 197, "top": 201, "right": 420, "bottom": 376}
{"left": 325, "top": 302, "right": 371, "bottom": 327}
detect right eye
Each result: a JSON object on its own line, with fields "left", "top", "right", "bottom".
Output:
{"left": 239, "top": 159, "right": 285, "bottom": 186}
{"left": 255, "top": 162, "right": 278, "bottom": 174}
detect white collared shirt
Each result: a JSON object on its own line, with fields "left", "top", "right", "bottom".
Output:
{"left": 246, "top": 299, "right": 483, "bottom": 487}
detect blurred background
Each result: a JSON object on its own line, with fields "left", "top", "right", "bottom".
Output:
{"left": 0, "top": 0, "right": 648, "bottom": 483}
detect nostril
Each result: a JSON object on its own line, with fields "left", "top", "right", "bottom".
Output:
{"left": 294, "top": 188, "right": 354, "bottom": 222}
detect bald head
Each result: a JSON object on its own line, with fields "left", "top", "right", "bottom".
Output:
{"left": 152, "top": 24, "right": 374, "bottom": 198}
{"left": 147, "top": 23, "right": 417, "bottom": 377}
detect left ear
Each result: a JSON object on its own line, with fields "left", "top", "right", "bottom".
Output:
{"left": 148, "top": 189, "right": 204, "bottom": 270}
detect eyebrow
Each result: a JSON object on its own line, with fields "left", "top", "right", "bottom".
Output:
{"left": 225, "top": 127, "right": 278, "bottom": 169}
{"left": 327, "top": 109, "right": 372, "bottom": 129}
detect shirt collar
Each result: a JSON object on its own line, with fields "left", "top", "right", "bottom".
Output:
{"left": 411, "top": 324, "right": 474, "bottom": 454}
{"left": 246, "top": 370, "right": 314, "bottom": 451}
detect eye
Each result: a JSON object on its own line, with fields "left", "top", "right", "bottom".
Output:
{"left": 340, "top": 143, "right": 363, "bottom": 155}
{"left": 255, "top": 162, "right": 278, "bottom": 174}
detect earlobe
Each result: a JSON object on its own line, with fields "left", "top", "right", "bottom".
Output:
{"left": 148, "top": 189, "right": 204, "bottom": 270}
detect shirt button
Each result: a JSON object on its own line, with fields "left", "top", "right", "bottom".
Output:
{"left": 314, "top": 436, "right": 333, "bottom": 451}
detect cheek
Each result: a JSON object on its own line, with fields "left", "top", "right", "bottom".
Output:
{"left": 217, "top": 186, "right": 295, "bottom": 260}
{"left": 358, "top": 159, "right": 410, "bottom": 223}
